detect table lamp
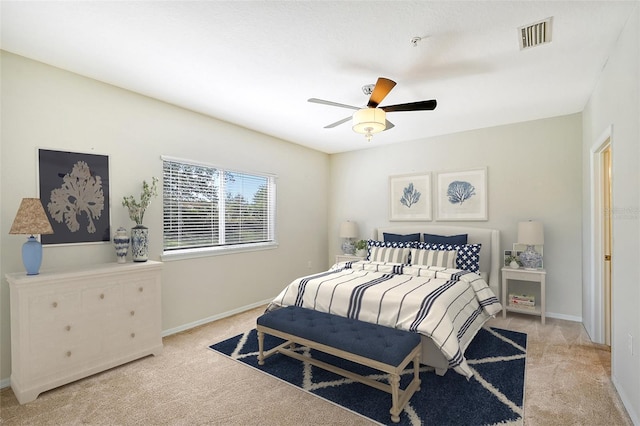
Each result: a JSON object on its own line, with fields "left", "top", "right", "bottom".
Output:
{"left": 339, "top": 220, "right": 358, "bottom": 255}
{"left": 9, "top": 198, "right": 54, "bottom": 275}
{"left": 517, "top": 220, "right": 544, "bottom": 270}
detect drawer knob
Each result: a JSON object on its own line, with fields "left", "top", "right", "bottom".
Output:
{"left": 138, "top": 287, "right": 144, "bottom": 292}
{"left": 130, "top": 310, "right": 135, "bottom": 316}
{"left": 65, "top": 325, "right": 71, "bottom": 331}
{"left": 100, "top": 293, "right": 105, "bottom": 300}
{"left": 130, "top": 333, "right": 136, "bottom": 338}
{"left": 66, "top": 351, "right": 72, "bottom": 357}
{"left": 52, "top": 302, "right": 58, "bottom": 308}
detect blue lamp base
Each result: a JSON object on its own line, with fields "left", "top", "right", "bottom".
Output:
{"left": 519, "top": 244, "right": 542, "bottom": 270}
{"left": 341, "top": 239, "right": 355, "bottom": 255}
{"left": 22, "top": 235, "right": 43, "bottom": 275}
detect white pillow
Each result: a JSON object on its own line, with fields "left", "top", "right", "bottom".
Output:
{"left": 410, "top": 248, "right": 457, "bottom": 269}
{"left": 369, "top": 246, "right": 410, "bottom": 264}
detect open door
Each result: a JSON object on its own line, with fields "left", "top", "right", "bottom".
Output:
{"left": 602, "top": 144, "right": 612, "bottom": 346}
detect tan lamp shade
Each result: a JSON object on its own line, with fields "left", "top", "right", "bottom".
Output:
{"left": 9, "top": 198, "right": 54, "bottom": 235}
{"left": 339, "top": 221, "right": 358, "bottom": 238}
{"left": 517, "top": 220, "right": 544, "bottom": 245}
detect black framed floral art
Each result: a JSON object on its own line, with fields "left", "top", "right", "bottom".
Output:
{"left": 38, "top": 148, "right": 111, "bottom": 245}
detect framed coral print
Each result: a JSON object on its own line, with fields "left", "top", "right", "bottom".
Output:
{"left": 389, "top": 172, "right": 432, "bottom": 221}
{"left": 435, "top": 167, "right": 487, "bottom": 221}
{"left": 38, "top": 149, "right": 111, "bottom": 245}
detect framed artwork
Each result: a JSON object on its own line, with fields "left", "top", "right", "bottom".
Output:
{"left": 389, "top": 172, "right": 432, "bottom": 221}
{"left": 38, "top": 149, "right": 111, "bottom": 245}
{"left": 504, "top": 250, "right": 515, "bottom": 266}
{"left": 435, "top": 167, "right": 488, "bottom": 221}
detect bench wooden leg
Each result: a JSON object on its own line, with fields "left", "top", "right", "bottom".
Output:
{"left": 413, "top": 354, "right": 421, "bottom": 391}
{"left": 389, "top": 373, "right": 401, "bottom": 423}
{"left": 257, "top": 330, "right": 265, "bottom": 366}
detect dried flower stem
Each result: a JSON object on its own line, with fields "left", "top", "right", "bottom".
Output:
{"left": 122, "top": 177, "right": 158, "bottom": 226}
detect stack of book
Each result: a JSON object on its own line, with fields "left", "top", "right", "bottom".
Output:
{"left": 509, "top": 293, "right": 536, "bottom": 309}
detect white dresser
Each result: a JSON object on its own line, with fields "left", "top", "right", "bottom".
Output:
{"left": 6, "top": 261, "right": 163, "bottom": 404}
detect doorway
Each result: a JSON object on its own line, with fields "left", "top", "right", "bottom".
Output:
{"left": 590, "top": 128, "right": 613, "bottom": 346}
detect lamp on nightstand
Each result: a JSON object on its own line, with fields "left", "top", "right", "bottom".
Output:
{"left": 9, "top": 198, "right": 54, "bottom": 275}
{"left": 517, "top": 220, "right": 544, "bottom": 270}
{"left": 339, "top": 220, "right": 358, "bottom": 255}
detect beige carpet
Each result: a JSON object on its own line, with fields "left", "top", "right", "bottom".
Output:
{"left": 0, "top": 307, "right": 633, "bottom": 425}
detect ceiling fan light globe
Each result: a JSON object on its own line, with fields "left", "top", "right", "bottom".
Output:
{"left": 352, "top": 108, "right": 386, "bottom": 136}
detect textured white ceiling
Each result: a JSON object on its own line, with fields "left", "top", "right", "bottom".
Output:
{"left": 1, "top": 1, "right": 637, "bottom": 153}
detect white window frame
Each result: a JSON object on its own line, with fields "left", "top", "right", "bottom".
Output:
{"left": 160, "top": 155, "right": 277, "bottom": 261}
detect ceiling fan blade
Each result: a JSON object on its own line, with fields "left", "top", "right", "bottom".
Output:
{"left": 308, "top": 98, "right": 360, "bottom": 110}
{"left": 381, "top": 99, "right": 437, "bottom": 112}
{"left": 324, "top": 116, "right": 352, "bottom": 129}
{"left": 384, "top": 120, "right": 395, "bottom": 131}
{"left": 367, "top": 77, "right": 397, "bottom": 108}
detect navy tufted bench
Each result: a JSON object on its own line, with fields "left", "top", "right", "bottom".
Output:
{"left": 256, "top": 306, "right": 421, "bottom": 423}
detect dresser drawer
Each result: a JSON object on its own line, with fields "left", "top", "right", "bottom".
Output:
{"left": 30, "top": 319, "right": 84, "bottom": 348}
{"left": 107, "top": 324, "right": 160, "bottom": 355}
{"left": 123, "top": 277, "right": 158, "bottom": 302}
{"left": 29, "top": 291, "right": 81, "bottom": 323}
{"left": 28, "top": 339, "right": 100, "bottom": 379}
{"left": 82, "top": 283, "right": 123, "bottom": 313}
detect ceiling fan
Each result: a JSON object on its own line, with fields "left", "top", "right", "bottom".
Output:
{"left": 308, "top": 77, "right": 437, "bottom": 142}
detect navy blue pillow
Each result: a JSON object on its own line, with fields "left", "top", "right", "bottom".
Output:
{"left": 383, "top": 233, "right": 421, "bottom": 243}
{"left": 423, "top": 233, "right": 468, "bottom": 245}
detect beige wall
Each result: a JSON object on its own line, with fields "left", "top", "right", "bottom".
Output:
{"left": 0, "top": 51, "right": 330, "bottom": 382}
{"left": 582, "top": 6, "right": 640, "bottom": 423}
{"left": 329, "top": 114, "right": 583, "bottom": 319}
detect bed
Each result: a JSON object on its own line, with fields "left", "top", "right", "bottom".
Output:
{"left": 267, "top": 225, "right": 502, "bottom": 378}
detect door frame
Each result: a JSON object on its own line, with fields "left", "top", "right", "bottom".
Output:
{"left": 587, "top": 125, "right": 613, "bottom": 345}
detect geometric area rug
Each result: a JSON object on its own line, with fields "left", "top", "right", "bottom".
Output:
{"left": 209, "top": 327, "right": 527, "bottom": 426}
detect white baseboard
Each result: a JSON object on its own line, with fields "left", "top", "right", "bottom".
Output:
{"left": 546, "top": 312, "right": 582, "bottom": 323}
{"left": 612, "top": 375, "right": 639, "bottom": 425}
{"left": 161, "top": 298, "right": 273, "bottom": 337}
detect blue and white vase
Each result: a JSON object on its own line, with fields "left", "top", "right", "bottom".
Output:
{"left": 113, "top": 227, "right": 130, "bottom": 264}
{"left": 131, "top": 225, "right": 149, "bottom": 262}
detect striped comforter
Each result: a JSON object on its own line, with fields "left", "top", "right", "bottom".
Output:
{"left": 267, "top": 260, "right": 502, "bottom": 378}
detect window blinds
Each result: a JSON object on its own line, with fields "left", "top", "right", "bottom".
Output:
{"left": 163, "top": 158, "right": 275, "bottom": 251}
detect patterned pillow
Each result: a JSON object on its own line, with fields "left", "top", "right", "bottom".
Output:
{"left": 367, "top": 239, "right": 413, "bottom": 263}
{"left": 410, "top": 248, "right": 457, "bottom": 268}
{"left": 416, "top": 242, "right": 482, "bottom": 272}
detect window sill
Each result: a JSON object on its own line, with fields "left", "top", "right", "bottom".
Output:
{"left": 161, "top": 241, "right": 279, "bottom": 262}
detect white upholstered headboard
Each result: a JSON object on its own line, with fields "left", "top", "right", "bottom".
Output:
{"left": 375, "top": 225, "right": 500, "bottom": 293}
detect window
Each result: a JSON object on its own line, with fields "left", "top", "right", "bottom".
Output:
{"left": 162, "top": 156, "right": 276, "bottom": 258}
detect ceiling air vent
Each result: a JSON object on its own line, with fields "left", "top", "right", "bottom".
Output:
{"left": 519, "top": 17, "right": 553, "bottom": 50}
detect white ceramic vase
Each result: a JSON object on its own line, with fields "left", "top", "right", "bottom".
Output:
{"left": 113, "top": 227, "right": 130, "bottom": 264}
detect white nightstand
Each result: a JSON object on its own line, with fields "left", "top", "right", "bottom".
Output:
{"left": 335, "top": 254, "right": 365, "bottom": 264}
{"left": 501, "top": 267, "right": 546, "bottom": 324}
